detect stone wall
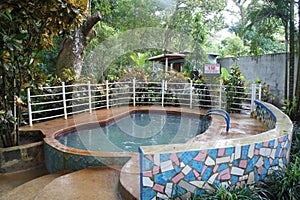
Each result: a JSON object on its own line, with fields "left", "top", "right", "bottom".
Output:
{"left": 0, "top": 141, "right": 44, "bottom": 173}
{"left": 139, "top": 101, "right": 293, "bottom": 199}
{"left": 217, "top": 53, "right": 299, "bottom": 104}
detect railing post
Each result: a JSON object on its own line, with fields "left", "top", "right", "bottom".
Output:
{"left": 106, "top": 80, "right": 109, "bottom": 109}
{"left": 133, "top": 78, "right": 136, "bottom": 107}
{"left": 219, "top": 82, "right": 222, "bottom": 108}
{"left": 27, "top": 88, "right": 33, "bottom": 126}
{"left": 251, "top": 84, "right": 256, "bottom": 112}
{"left": 189, "top": 80, "right": 193, "bottom": 109}
{"left": 258, "top": 84, "right": 262, "bottom": 101}
{"left": 88, "top": 81, "right": 92, "bottom": 113}
{"left": 161, "top": 80, "right": 165, "bottom": 107}
{"left": 62, "top": 82, "right": 67, "bottom": 120}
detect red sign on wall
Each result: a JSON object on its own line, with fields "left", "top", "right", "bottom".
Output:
{"left": 204, "top": 63, "right": 221, "bottom": 75}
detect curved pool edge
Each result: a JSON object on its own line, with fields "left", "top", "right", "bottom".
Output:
{"left": 138, "top": 101, "right": 293, "bottom": 199}
{"left": 43, "top": 106, "right": 210, "bottom": 173}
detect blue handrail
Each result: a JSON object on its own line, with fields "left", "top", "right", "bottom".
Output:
{"left": 205, "top": 109, "right": 230, "bottom": 132}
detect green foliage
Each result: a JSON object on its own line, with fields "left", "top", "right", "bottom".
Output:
{"left": 0, "top": 0, "right": 85, "bottom": 146}
{"left": 255, "top": 78, "right": 275, "bottom": 103}
{"left": 0, "top": 110, "right": 17, "bottom": 147}
{"left": 282, "top": 97, "right": 298, "bottom": 121}
{"left": 219, "top": 36, "right": 249, "bottom": 57}
{"left": 262, "top": 157, "right": 300, "bottom": 200}
{"left": 221, "top": 66, "right": 247, "bottom": 113}
{"left": 130, "top": 53, "right": 150, "bottom": 69}
{"left": 194, "top": 184, "right": 269, "bottom": 200}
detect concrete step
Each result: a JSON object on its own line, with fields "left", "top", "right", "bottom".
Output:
{"left": 35, "top": 166, "right": 123, "bottom": 200}
{"left": 1, "top": 166, "right": 124, "bottom": 200}
{"left": 1, "top": 171, "right": 66, "bottom": 200}
{"left": 119, "top": 156, "right": 140, "bottom": 200}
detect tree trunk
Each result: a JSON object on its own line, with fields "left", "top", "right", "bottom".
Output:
{"left": 296, "top": 0, "right": 300, "bottom": 120}
{"left": 289, "top": 0, "right": 295, "bottom": 101}
{"left": 56, "top": 12, "right": 102, "bottom": 78}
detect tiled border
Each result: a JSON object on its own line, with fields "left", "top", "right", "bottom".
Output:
{"left": 139, "top": 101, "right": 293, "bottom": 199}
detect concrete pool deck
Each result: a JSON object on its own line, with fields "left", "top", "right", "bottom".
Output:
{"left": 13, "top": 106, "right": 271, "bottom": 199}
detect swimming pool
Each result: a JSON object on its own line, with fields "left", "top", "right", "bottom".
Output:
{"left": 56, "top": 111, "right": 208, "bottom": 153}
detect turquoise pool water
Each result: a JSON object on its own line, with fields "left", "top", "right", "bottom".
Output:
{"left": 56, "top": 111, "right": 207, "bottom": 152}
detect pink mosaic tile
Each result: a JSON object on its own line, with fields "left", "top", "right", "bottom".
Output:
{"left": 218, "top": 168, "right": 230, "bottom": 180}
{"left": 194, "top": 150, "right": 207, "bottom": 162}
{"left": 153, "top": 165, "right": 160, "bottom": 175}
{"left": 153, "top": 183, "right": 165, "bottom": 193}
{"left": 201, "top": 166, "right": 208, "bottom": 175}
{"left": 218, "top": 148, "right": 225, "bottom": 156}
{"left": 170, "top": 153, "right": 180, "bottom": 166}
{"left": 254, "top": 149, "right": 259, "bottom": 155}
{"left": 258, "top": 166, "right": 264, "bottom": 175}
{"left": 269, "top": 158, "right": 273, "bottom": 165}
{"left": 193, "top": 170, "right": 200, "bottom": 178}
{"left": 213, "top": 165, "right": 219, "bottom": 173}
{"left": 172, "top": 173, "right": 184, "bottom": 184}
{"left": 145, "top": 155, "right": 153, "bottom": 162}
{"left": 239, "top": 160, "right": 248, "bottom": 169}
{"left": 278, "top": 136, "right": 284, "bottom": 142}
{"left": 263, "top": 141, "right": 269, "bottom": 147}
{"left": 279, "top": 149, "right": 282, "bottom": 157}
{"left": 143, "top": 170, "right": 152, "bottom": 177}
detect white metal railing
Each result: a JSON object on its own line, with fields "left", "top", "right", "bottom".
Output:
{"left": 26, "top": 80, "right": 262, "bottom": 126}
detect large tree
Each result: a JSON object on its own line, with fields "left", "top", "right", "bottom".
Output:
{"left": 0, "top": 0, "right": 85, "bottom": 147}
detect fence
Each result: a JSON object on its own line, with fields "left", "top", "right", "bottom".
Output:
{"left": 27, "top": 80, "right": 262, "bottom": 126}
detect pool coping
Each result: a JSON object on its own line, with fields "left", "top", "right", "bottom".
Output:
{"left": 20, "top": 106, "right": 215, "bottom": 158}
{"left": 139, "top": 102, "right": 292, "bottom": 154}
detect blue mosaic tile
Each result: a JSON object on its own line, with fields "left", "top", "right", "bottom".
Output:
{"left": 255, "top": 142, "right": 263, "bottom": 149}
{"left": 225, "top": 147, "right": 234, "bottom": 155}
{"left": 142, "top": 187, "right": 156, "bottom": 199}
{"left": 285, "top": 142, "right": 291, "bottom": 149}
{"left": 218, "top": 164, "right": 228, "bottom": 172}
{"left": 275, "top": 145, "right": 281, "bottom": 158}
{"left": 269, "top": 140, "right": 275, "bottom": 147}
{"left": 208, "top": 149, "right": 218, "bottom": 160}
{"left": 184, "top": 171, "right": 196, "bottom": 182}
{"left": 233, "top": 160, "right": 239, "bottom": 166}
{"left": 232, "top": 175, "right": 239, "bottom": 185}
{"left": 190, "top": 160, "right": 204, "bottom": 173}
{"left": 284, "top": 135, "right": 288, "bottom": 141}
{"left": 214, "top": 180, "right": 220, "bottom": 186}
{"left": 154, "top": 170, "right": 176, "bottom": 185}
{"left": 160, "top": 153, "right": 170, "bottom": 162}
{"left": 281, "top": 149, "right": 286, "bottom": 157}
{"left": 246, "top": 156, "right": 259, "bottom": 173}
{"left": 283, "top": 158, "right": 287, "bottom": 165}
{"left": 261, "top": 168, "right": 268, "bottom": 179}
{"left": 172, "top": 184, "right": 187, "bottom": 197}
{"left": 202, "top": 167, "right": 213, "bottom": 181}
{"left": 272, "top": 158, "right": 279, "bottom": 166}
{"left": 178, "top": 151, "right": 198, "bottom": 165}
{"left": 264, "top": 157, "right": 270, "bottom": 169}
{"left": 254, "top": 168, "right": 260, "bottom": 183}
{"left": 242, "top": 145, "right": 249, "bottom": 159}
{"left": 194, "top": 190, "right": 205, "bottom": 195}
{"left": 174, "top": 165, "right": 181, "bottom": 173}
{"left": 143, "top": 157, "right": 154, "bottom": 171}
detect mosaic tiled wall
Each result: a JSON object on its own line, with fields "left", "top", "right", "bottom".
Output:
{"left": 139, "top": 101, "right": 293, "bottom": 199}
{"left": 44, "top": 142, "right": 130, "bottom": 173}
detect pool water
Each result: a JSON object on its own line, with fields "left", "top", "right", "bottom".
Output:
{"left": 57, "top": 111, "right": 207, "bottom": 152}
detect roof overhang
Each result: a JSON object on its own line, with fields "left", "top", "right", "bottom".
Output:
{"left": 148, "top": 53, "right": 186, "bottom": 62}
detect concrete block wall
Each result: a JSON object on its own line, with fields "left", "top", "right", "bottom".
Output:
{"left": 217, "top": 53, "right": 299, "bottom": 104}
